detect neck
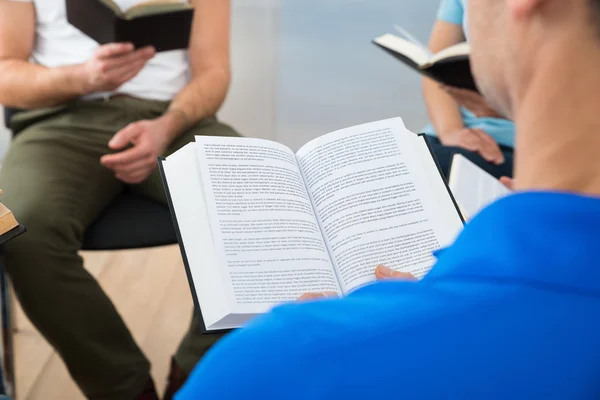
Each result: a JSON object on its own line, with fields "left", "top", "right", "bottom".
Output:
{"left": 514, "top": 36, "right": 600, "bottom": 196}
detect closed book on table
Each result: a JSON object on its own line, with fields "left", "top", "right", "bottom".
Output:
{"left": 66, "top": 0, "right": 194, "bottom": 52}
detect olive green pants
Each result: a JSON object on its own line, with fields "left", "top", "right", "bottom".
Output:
{"left": 0, "top": 97, "right": 235, "bottom": 400}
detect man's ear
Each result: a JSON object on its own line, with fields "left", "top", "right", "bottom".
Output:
{"left": 507, "top": 0, "right": 545, "bottom": 18}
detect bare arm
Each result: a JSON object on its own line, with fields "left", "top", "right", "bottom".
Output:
{"left": 0, "top": 0, "right": 155, "bottom": 109}
{"left": 0, "top": 1, "right": 88, "bottom": 108}
{"left": 162, "top": 0, "right": 231, "bottom": 141}
{"left": 422, "top": 21, "right": 466, "bottom": 139}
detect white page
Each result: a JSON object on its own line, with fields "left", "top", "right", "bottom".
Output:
{"left": 163, "top": 144, "right": 231, "bottom": 329}
{"left": 195, "top": 136, "right": 341, "bottom": 314}
{"left": 373, "top": 33, "right": 431, "bottom": 66}
{"left": 449, "top": 154, "right": 512, "bottom": 220}
{"left": 412, "top": 134, "right": 464, "bottom": 246}
{"left": 427, "top": 42, "right": 470, "bottom": 65}
{"left": 296, "top": 118, "right": 463, "bottom": 292}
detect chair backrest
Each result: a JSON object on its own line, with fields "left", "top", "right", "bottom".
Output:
{"left": 2, "top": 107, "right": 20, "bottom": 130}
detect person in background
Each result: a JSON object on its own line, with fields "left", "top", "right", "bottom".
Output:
{"left": 0, "top": 0, "right": 237, "bottom": 399}
{"left": 176, "top": 0, "right": 600, "bottom": 398}
{"left": 422, "top": 0, "right": 515, "bottom": 179}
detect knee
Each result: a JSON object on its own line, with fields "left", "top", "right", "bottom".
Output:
{"left": 2, "top": 197, "right": 82, "bottom": 256}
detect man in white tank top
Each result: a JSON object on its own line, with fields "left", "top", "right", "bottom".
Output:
{"left": 0, "top": 1, "right": 239, "bottom": 399}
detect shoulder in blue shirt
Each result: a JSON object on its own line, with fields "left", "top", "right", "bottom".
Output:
{"left": 437, "top": 0, "right": 465, "bottom": 26}
{"left": 177, "top": 192, "right": 600, "bottom": 399}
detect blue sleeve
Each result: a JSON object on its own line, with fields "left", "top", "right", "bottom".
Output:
{"left": 437, "top": 0, "right": 464, "bottom": 25}
{"left": 173, "top": 310, "right": 303, "bottom": 400}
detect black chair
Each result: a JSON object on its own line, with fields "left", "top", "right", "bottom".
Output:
{"left": 0, "top": 106, "right": 178, "bottom": 398}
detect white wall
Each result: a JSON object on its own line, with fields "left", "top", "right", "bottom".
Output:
{"left": 221, "top": 0, "right": 440, "bottom": 151}
{"left": 218, "top": 0, "right": 280, "bottom": 141}
{"left": 0, "top": 0, "right": 440, "bottom": 158}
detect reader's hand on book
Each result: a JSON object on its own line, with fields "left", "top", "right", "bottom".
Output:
{"left": 441, "top": 128, "right": 505, "bottom": 165}
{"left": 442, "top": 86, "right": 504, "bottom": 119}
{"left": 101, "top": 117, "right": 172, "bottom": 184}
{"left": 500, "top": 177, "right": 514, "bottom": 190}
{"left": 297, "top": 266, "right": 416, "bottom": 301}
{"left": 374, "top": 265, "right": 417, "bottom": 281}
{"left": 78, "top": 43, "right": 155, "bottom": 94}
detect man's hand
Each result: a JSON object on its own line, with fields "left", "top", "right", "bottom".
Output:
{"left": 442, "top": 86, "right": 504, "bottom": 118}
{"left": 297, "top": 266, "right": 416, "bottom": 301}
{"left": 500, "top": 177, "right": 514, "bottom": 190}
{"left": 441, "top": 127, "right": 505, "bottom": 165}
{"left": 374, "top": 265, "right": 417, "bottom": 281}
{"left": 100, "top": 116, "right": 175, "bottom": 184}
{"left": 77, "top": 43, "right": 155, "bottom": 94}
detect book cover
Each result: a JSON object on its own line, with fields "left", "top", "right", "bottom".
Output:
{"left": 66, "top": 0, "right": 194, "bottom": 52}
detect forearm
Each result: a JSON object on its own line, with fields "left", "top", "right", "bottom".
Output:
{"left": 423, "top": 78, "right": 465, "bottom": 138}
{"left": 163, "top": 67, "right": 230, "bottom": 141}
{"left": 0, "top": 60, "right": 86, "bottom": 109}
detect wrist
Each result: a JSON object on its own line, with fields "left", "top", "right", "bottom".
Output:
{"left": 438, "top": 125, "right": 467, "bottom": 145}
{"left": 160, "top": 109, "right": 189, "bottom": 140}
{"left": 66, "top": 64, "right": 92, "bottom": 96}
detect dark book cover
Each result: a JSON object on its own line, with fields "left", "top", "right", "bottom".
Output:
{"left": 66, "top": 0, "right": 194, "bottom": 52}
{"left": 419, "top": 134, "right": 466, "bottom": 225}
{"left": 0, "top": 225, "right": 26, "bottom": 247}
{"left": 374, "top": 42, "right": 479, "bottom": 93}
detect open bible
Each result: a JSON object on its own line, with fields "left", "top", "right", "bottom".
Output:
{"left": 159, "top": 118, "right": 464, "bottom": 332}
{"left": 66, "top": 0, "right": 194, "bottom": 52}
{"left": 373, "top": 32, "right": 476, "bottom": 92}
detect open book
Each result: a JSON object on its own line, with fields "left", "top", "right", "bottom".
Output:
{"left": 66, "top": 0, "right": 194, "bottom": 52}
{"left": 373, "top": 31, "right": 476, "bottom": 92}
{"left": 449, "top": 154, "right": 512, "bottom": 220}
{"left": 159, "top": 118, "right": 464, "bottom": 332}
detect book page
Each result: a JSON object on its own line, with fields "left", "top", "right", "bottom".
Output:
{"left": 427, "top": 42, "right": 470, "bottom": 66}
{"left": 296, "top": 118, "right": 463, "bottom": 292}
{"left": 373, "top": 34, "right": 431, "bottom": 66}
{"left": 162, "top": 144, "right": 231, "bottom": 330}
{"left": 449, "top": 154, "right": 511, "bottom": 220}
{"left": 195, "top": 137, "right": 341, "bottom": 314}
{"left": 125, "top": 0, "right": 190, "bottom": 19}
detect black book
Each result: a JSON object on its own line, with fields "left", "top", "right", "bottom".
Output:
{"left": 158, "top": 118, "right": 465, "bottom": 333}
{"left": 0, "top": 225, "right": 26, "bottom": 246}
{"left": 373, "top": 33, "right": 477, "bottom": 92}
{"left": 66, "top": 0, "right": 194, "bottom": 52}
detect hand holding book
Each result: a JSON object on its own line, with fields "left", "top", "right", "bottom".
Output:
{"left": 297, "top": 265, "right": 416, "bottom": 301}
{"left": 78, "top": 43, "right": 155, "bottom": 94}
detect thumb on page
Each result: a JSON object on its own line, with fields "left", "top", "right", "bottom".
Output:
{"left": 375, "top": 265, "right": 417, "bottom": 281}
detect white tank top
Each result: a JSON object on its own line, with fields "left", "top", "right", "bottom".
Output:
{"left": 19, "top": 0, "right": 190, "bottom": 101}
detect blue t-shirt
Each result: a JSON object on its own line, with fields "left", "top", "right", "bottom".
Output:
{"left": 424, "top": 0, "right": 516, "bottom": 148}
{"left": 177, "top": 192, "right": 600, "bottom": 399}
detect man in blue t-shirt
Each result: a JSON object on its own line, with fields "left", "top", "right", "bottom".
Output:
{"left": 177, "top": 0, "right": 600, "bottom": 398}
{"left": 423, "top": 0, "right": 516, "bottom": 179}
